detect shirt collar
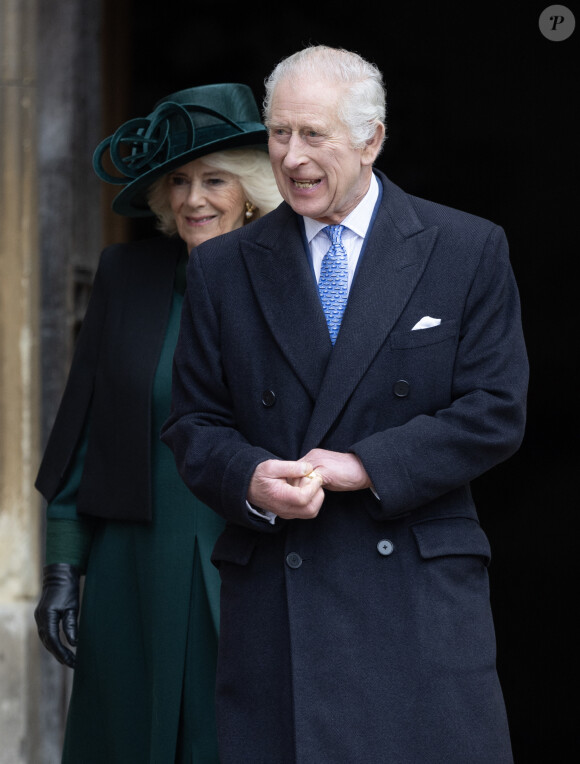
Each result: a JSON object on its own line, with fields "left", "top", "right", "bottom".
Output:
{"left": 303, "top": 172, "right": 380, "bottom": 244}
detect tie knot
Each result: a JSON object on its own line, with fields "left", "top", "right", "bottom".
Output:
{"left": 323, "top": 225, "right": 345, "bottom": 247}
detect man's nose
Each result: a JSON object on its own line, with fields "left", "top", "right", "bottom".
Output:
{"left": 283, "top": 134, "right": 307, "bottom": 168}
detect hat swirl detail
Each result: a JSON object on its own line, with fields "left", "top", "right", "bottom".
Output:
{"left": 93, "top": 101, "right": 245, "bottom": 185}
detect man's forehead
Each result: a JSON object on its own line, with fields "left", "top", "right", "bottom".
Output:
{"left": 269, "top": 78, "right": 341, "bottom": 126}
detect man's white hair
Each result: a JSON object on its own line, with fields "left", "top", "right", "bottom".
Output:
{"left": 263, "top": 45, "right": 387, "bottom": 152}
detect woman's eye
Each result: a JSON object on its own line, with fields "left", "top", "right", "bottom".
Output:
{"left": 206, "top": 177, "right": 225, "bottom": 186}
{"left": 170, "top": 175, "right": 189, "bottom": 186}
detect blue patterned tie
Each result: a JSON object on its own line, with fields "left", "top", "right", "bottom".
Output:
{"left": 318, "top": 225, "right": 348, "bottom": 344}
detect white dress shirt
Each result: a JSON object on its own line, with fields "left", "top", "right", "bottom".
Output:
{"left": 303, "top": 172, "right": 379, "bottom": 291}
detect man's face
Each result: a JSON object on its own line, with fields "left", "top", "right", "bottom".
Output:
{"left": 267, "top": 75, "right": 379, "bottom": 224}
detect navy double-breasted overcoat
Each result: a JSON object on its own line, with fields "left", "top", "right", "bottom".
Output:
{"left": 162, "top": 171, "right": 528, "bottom": 763}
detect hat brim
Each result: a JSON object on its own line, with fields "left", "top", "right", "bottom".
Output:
{"left": 111, "top": 124, "right": 268, "bottom": 217}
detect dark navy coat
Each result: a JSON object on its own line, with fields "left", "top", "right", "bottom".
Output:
{"left": 162, "top": 171, "right": 528, "bottom": 763}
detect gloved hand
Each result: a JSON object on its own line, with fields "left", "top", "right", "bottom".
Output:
{"left": 34, "top": 563, "right": 81, "bottom": 669}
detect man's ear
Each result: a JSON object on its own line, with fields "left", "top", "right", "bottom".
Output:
{"left": 361, "top": 123, "right": 385, "bottom": 166}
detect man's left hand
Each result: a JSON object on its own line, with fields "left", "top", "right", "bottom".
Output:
{"left": 301, "top": 448, "right": 372, "bottom": 492}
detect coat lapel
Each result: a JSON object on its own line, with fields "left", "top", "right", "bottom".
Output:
{"left": 240, "top": 206, "right": 332, "bottom": 401}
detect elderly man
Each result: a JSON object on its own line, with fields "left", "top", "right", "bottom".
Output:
{"left": 162, "top": 45, "right": 527, "bottom": 763}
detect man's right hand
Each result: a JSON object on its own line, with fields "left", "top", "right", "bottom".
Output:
{"left": 248, "top": 459, "right": 325, "bottom": 520}
{"left": 34, "top": 563, "right": 80, "bottom": 669}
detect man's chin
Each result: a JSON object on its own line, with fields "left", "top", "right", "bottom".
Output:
{"left": 285, "top": 195, "right": 327, "bottom": 221}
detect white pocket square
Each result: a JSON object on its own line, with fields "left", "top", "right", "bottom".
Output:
{"left": 411, "top": 316, "right": 441, "bottom": 331}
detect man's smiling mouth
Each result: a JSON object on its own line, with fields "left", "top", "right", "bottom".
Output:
{"left": 292, "top": 179, "right": 321, "bottom": 189}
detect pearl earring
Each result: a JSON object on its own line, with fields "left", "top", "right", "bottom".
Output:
{"left": 245, "top": 201, "right": 255, "bottom": 219}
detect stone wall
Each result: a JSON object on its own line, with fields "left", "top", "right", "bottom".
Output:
{"left": 0, "top": 0, "right": 42, "bottom": 759}
{"left": 1, "top": 0, "right": 102, "bottom": 760}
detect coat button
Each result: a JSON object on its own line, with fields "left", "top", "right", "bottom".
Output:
{"left": 286, "top": 552, "right": 303, "bottom": 569}
{"left": 393, "top": 380, "right": 409, "bottom": 398}
{"left": 261, "top": 389, "right": 276, "bottom": 407}
{"left": 377, "top": 539, "right": 394, "bottom": 556}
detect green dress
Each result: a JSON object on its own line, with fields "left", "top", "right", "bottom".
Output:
{"left": 46, "top": 259, "right": 225, "bottom": 763}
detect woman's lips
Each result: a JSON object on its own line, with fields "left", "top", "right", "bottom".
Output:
{"left": 186, "top": 215, "right": 216, "bottom": 226}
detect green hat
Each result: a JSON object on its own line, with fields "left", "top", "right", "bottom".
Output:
{"left": 93, "top": 83, "right": 268, "bottom": 217}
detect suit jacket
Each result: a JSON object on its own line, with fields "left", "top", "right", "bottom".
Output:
{"left": 36, "top": 236, "right": 184, "bottom": 521}
{"left": 162, "top": 170, "right": 528, "bottom": 763}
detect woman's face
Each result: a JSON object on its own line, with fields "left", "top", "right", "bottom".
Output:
{"left": 167, "top": 156, "right": 247, "bottom": 250}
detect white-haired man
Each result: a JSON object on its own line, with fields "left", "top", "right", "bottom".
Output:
{"left": 163, "top": 45, "right": 527, "bottom": 763}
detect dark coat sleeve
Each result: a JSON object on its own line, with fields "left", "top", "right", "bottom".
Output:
{"left": 36, "top": 237, "right": 181, "bottom": 522}
{"left": 35, "top": 248, "right": 109, "bottom": 501}
{"left": 161, "top": 241, "right": 278, "bottom": 531}
{"left": 351, "top": 220, "right": 529, "bottom": 517}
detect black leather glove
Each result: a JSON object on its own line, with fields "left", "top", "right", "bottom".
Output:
{"left": 34, "top": 563, "right": 81, "bottom": 668}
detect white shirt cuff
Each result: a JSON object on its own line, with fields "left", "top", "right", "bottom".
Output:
{"left": 246, "top": 501, "right": 277, "bottom": 525}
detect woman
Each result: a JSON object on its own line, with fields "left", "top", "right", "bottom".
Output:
{"left": 34, "top": 83, "right": 282, "bottom": 763}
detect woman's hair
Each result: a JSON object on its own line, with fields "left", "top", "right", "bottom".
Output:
{"left": 147, "top": 148, "right": 282, "bottom": 237}
{"left": 263, "top": 45, "right": 387, "bottom": 152}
